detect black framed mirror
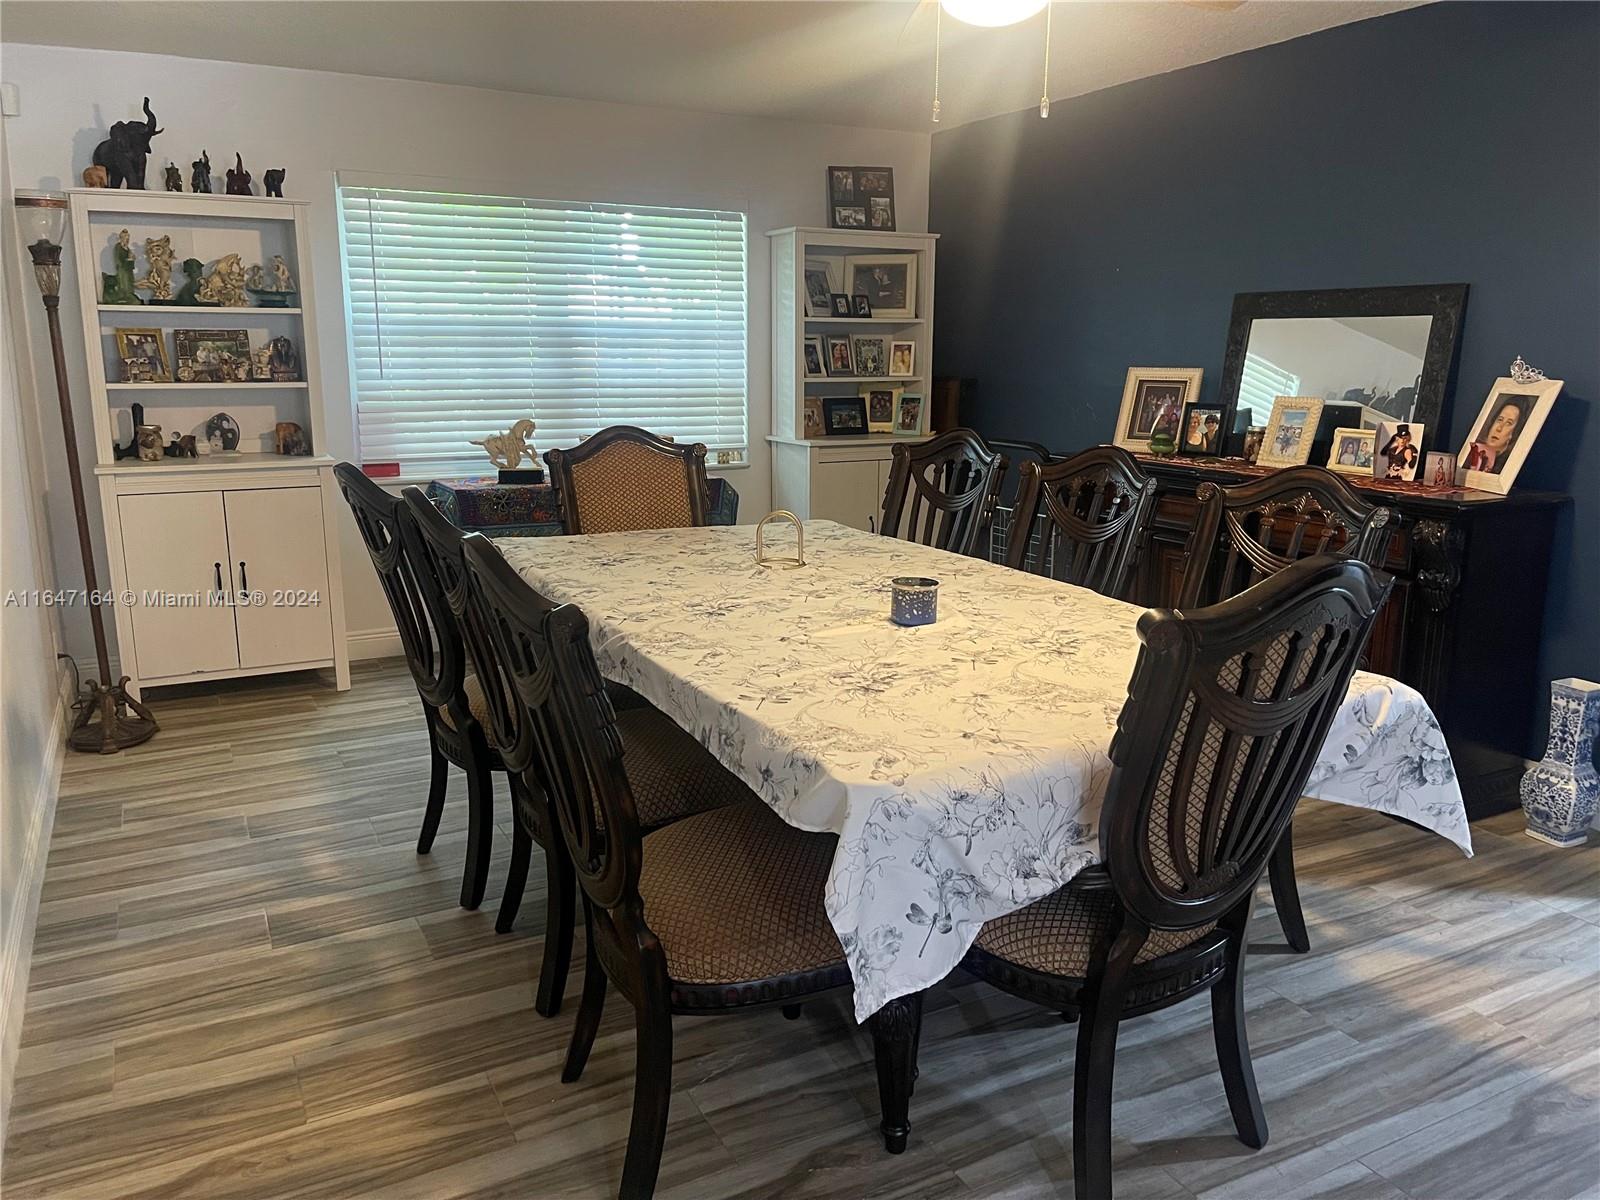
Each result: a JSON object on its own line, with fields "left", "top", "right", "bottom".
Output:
{"left": 1218, "top": 284, "right": 1469, "bottom": 442}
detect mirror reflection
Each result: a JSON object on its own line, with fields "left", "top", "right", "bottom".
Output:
{"left": 1236, "top": 314, "right": 1433, "bottom": 428}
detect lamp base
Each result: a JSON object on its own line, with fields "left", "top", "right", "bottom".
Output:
{"left": 68, "top": 676, "right": 159, "bottom": 754}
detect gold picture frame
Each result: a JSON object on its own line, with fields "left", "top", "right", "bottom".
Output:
{"left": 1325, "top": 427, "right": 1376, "bottom": 476}
{"left": 113, "top": 327, "right": 170, "bottom": 382}
{"left": 1113, "top": 367, "right": 1203, "bottom": 452}
{"left": 1258, "top": 396, "right": 1325, "bottom": 469}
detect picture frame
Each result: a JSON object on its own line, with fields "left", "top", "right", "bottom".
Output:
{"left": 1424, "top": 451, "right": 1459, "bottom": 488}
{"left": 851, "top": 294, "right": 873, "bottom": 318}
{"left": 1325, "top": 427, "right": 1377, "bottom": 476}
{"left": 803, "top": 395, "right": 824, "bottom": 439}
{"left": 1178, "top": 402, "right": 1224, "bottom": 456}
{"left": 1241, "top": 426, "right": 1267, "bottom": 465}
{"left": 114, "top": 327, "right": 169, "bottom": 382}
{"left": 802, "top": 334, "right": 825, "bottom": 379}
{"left": 844, "top": 255, "right": 916, "bottom": 320}
{"left": 803, "top": 258, "right": 837, "bottom": 318}
{"left": 861, "top": 385, "right": 901, "bottom": 433}
{"left": 851, "top": 334, "right": 888, "bottom": 378}
{"left": 1113, "top": 367, "right": 1204, "bottom": 452}
{"left": 824, "top": 335, "right": 855, "bottom": 376}
{"left": 1257, "top": 396, "right": 1326, "bottom": 468}
{"left": 1456, "top": 376, "right": 1562, "bottom": 494}
{"left": 174, "top": 328, "right": 252, "bottom": 383}
{"left": 829, "top": 293, "right": 852, "bottom": 318}
{"left": 822, "top": 396, "right": 868, "bottom": 436}
{"left": 888, "top": 340, "right": 915, "bottom": 378}
{"left": 895, "top": 392, "right": 925, "bottom": 436}
{"left": 1374, "top": 420, "right": 1424, "bottom": 481}
{"left": 827, "top": 165, "right": 895, "bottom": 232}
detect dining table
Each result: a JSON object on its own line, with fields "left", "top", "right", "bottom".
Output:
{"left": 496, "top": 520, "right": 1472, "bottom": 1023}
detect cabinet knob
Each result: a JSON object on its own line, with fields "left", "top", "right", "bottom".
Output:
{"left": 214, "top": 562, "right": 223, "bottom": 590}
{"left": 869, "top": 515, "right": 876, "bottom": 534}
{"left": 239, "top": 561, "right": 249, "bottom": 590}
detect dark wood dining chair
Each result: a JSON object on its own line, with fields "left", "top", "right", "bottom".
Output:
{"left": 460, "top": 537, "right": 920, "bottom": 1199}
{"left": 1005, "top": 445, "right": 1158, "bottom": 600}
{"left": 960, "top": 554, "right": 1391, "bottom": 1200}
{"left": 1178, "top": 465, "right": 1394, "bottom": 953}
{"left": 880, "top": 428, "right": 1008, "bottom": 556}
{"left": 400, "top": 490, "right": 749, "bottom": 976}
{"left": 334, "top": 464, "right": 497, "bottom": 910}
{"left": 544, "top": 425, "right": 711, "bottom": 535}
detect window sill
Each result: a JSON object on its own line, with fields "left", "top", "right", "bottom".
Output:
{"left": 371, "top": 459, "right": 750, "bottom": 489}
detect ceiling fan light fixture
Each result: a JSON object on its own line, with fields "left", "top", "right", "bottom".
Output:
{"left": 939, "top": 0, "right": 1049, "bottom": 29}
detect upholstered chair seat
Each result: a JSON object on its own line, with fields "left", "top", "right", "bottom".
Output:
{"left": 638, "top": 801, "right": 847, "bottom": 994}
{"left": 435, "top": 674, "right": 492, "bottom": 732}
{"left": 974, "top": 883, "right": 1216, "bottom": 978}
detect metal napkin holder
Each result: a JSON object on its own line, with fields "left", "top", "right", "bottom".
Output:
{"left": 755, "top": 510, "right": 805, "bottom": 569}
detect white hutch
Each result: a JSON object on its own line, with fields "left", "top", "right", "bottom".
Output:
{"left": 69, "top": 188, "right": 348, "bottom": 698}
{"left": 766, "top": 226, "right": 935, "bottom": 532}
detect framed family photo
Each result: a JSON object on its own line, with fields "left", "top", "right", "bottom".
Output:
{"left": 824, "top": 335, "right": 854, "bottom": 376}
{"left": 844, "top": 255, "right": 916, "bottom": 320}
{"left": 895, "top": 392, "right": 924, "bottom": 435}
{"left": 803, "top": 258, "right": 837, "bottom": 318}
{"left": 802, "top": 334, "right": 825, "bottom": 379}
{"left": 1326, "top": 427, "right": 1376, "bottom": 476}
{"left": 823, "top": 396, "right": 868, "bottom": 436}
{"left": 803, "top": 395, "right": 824, "bottom": 439}
{"left": 827, "top": 166, "right": 895, "bottom": 231}
{"left": 888, "top": 340, "right": 915, "bottom": 378}
{"left": 862, "top": 386, "right": 900, "bottom": 433}
{"left": 1178, "top": 402, "right": 1224, "bottom": 456}
{"left": 851, "top": 334, "right": 888, "bottom": 377}
{"left": 1257, "top": 396, "right": 1325, "bottom": 468}
{"left": 114, "top": 327, "right": 169, "bottom": 382}
{"left": 1375, "top": 420, "right": 1424, "bottom": 481}
{"left": 1424, "top": 450, "right": 1459, "bottom": 488}
{"left": 1456, "top": 376, "right": 1562, "bottom": 494}
{"left": 1113, "top": 367, "right": 1204, "bottom": 452}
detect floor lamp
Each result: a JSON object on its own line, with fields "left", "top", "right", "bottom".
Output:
{"left": 15, "top": 190, "right": 157, "bottom": 753}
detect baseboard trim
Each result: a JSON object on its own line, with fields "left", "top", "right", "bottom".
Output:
{"left": 347, "top": 627, "right": 403, "bottom": 662}
{"left": 0, "top": 661, "right": 73, "bottom": 1139}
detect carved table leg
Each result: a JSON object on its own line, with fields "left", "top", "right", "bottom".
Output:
{"left": 869, "top": 992, "right": 924, "bottom": 1154}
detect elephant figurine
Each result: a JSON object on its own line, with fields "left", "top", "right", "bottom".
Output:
{"left": 263, "top": 168, "right": 286, "bottom": 198}
{"left": 226, "top": 152, "right": 252, "bottom": 196}
{"left": 91, "top": 97, "right": 163, "bottom": 189}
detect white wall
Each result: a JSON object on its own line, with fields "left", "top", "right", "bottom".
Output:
{"left": 0, "top": 42, "right": 931, "bottom": 660}
{"left": 0, "top": 113, "right": 71, "bottom": 1136}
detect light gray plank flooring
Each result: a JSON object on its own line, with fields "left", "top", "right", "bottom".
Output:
{"left": 4, "top": 660, "right": 1597, "bottom": 1199}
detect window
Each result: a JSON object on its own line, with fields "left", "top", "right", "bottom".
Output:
{"left": 338, "top": 185, "right": 747, "bottom": 472}
{"left": 1236, "top": 352, "right": 1301, "bottom": 427}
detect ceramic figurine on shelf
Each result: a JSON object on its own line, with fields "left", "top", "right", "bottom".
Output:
{"left": 191, "top": 150, "right": 212, "bottom": 193}
{"left": 172, "top": 258, "right": 204, "bottom": 306}
{"left": 135, "top": 423, "right": 165, "bottom": 462}
{"left": 136, "top": 235, "right": 176, "bottom": 302}
{"left": 267, "top": 335, "right": 301, "bottom": 382}
{"left": 163, "top": 432, "right": 198, "bottom": 458}
{"left": 81, "top": 164, "right": 109, "bottom": 188}
{"left": 91, "top": 97, "right": 162, "bottom": 189}
{"left": 205, "top": 411, "right": 241, "bottom": 453}
{"left": 101, "top": 229, "right": 144, "bottom": 305}
{"left": 263, "top": 168, "right": 286, "bottom": 198}
{"left": 196, "top": 253, "right": 248, "bottom": 306}
{"left": 163, "top": 162, "right": 183, "bottom": 192}
{"left": 225, "top": 152, "right": 252, "bottom": 195}
{"left": 252, "top": 344, "right": 274, "bottom": 381}
{"left": 1521, "top": 678, "right": 1600, "bottom": 847}
{"left": 275, "top": 421, "right": 310, "bottom": 456}
{"left": 246, "top": 255, "right": 298, "bottom": 307}
{"left": 270, "top": 255, "right": 295, "bottom": 293}
{"left": 470, "top": 419, "right": 538, "bottom": 470}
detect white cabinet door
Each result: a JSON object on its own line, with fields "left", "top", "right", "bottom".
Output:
{"left": 811, "top": 458, "right": 885, "bottom": 533}
{"left": 225, "top": 487, "right": 335, "bottom": 669}
{"left": 118, "top": 491, "right": 239, "bottom": 679}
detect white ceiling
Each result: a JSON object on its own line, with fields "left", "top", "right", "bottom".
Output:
{"left": 0, "top": 1, "right": 1425, "bottom": 132}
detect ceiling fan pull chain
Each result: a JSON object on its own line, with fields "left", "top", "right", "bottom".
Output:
{"left": 1040, "top": 2, "right": 1053, "bottom": 117}
{"left": 932, "top": 4, "right": 943, "bottom": 124}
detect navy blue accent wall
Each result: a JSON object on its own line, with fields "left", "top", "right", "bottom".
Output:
{"left": 930, "top": 1, "right": 1599, "bottom": 723}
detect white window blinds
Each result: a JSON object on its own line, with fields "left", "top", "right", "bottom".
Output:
{"left": 1237, "top": 352, "right": 1302, "bottom": 426}
{"left": 338, "top": 185, "right": 747, "bottom": 470}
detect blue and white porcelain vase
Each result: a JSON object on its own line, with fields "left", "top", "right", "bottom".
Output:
{"left": 1520, "top": 677, "right": 1600, "bottom": 848}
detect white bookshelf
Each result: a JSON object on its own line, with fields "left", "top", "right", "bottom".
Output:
{"left": 69, "top": 187, "right": 348, "bottom": 698}
{"left": 766, "top": 226, "right": 935, "bottom": 531}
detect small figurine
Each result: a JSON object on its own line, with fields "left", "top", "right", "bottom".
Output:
{"left": 164, "top": 432, "right": 198, "bottom": 458}
{"left": 163, "top": 162, "right": 183, "bottom": 192}
{"left": 245, "top": 254, "right": 298, "bottom": 307}
{"left": 101, "top": 229, "right": 144, "bottom": 305}
{"left": 225, "top": 152, "right": 252, "bottom": 195}
{"left": 191, "top": 150, "right": 212, "bottom": 193}
{"left": 263, "top": 168, "right": 286, "bottom": 198}
{"left": 267, "top": 335, "right": 301, "bottom": 382}
{"left": 91, "top": 97, "right": 162, "bottom": 189}
{"left": 81, "top": 165, "right": 109, "bottom": 188}
{"left": 135, "top": 423, "right": 165, "bottom": 462}
{"left": 172, "top": 258, "right": 204, "bottom": 306}
{"left": 136, "top": 234, "right": 176, "bottom": 302}
{"left": 470, "top": 419, "right": 539, "bottom": 470}
{"left": 274, "top": 421, "right": 310, "bottom": 456}
{"left": 205, "top": 412, "right": 241, "bottom": 453}
{"left": 252, "top": 345, "right": 274, "bottom": 381}
{"left": 120, "top": 356, "right": 157, "bottom": 384}
{"left": 196, "top": 253, "right": 248, "bottom": 306}
{"left": 270, "top": 255, "right": 295, "bottom": 293}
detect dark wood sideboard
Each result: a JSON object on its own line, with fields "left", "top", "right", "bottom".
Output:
{"left": 1127, "top": 457, "right": 1568, "bottom": 819}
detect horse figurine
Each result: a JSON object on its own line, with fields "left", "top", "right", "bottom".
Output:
{"left": 470, "top": 419, "right": 538, "bottom": 471}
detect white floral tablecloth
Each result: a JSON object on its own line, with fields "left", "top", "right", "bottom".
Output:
{"left": 498, "top": 521, "right": 1471, "bottom": 1022}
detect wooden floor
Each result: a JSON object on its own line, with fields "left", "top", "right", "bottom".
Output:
{"left": 4, "top": 660, "right": 1597, "bottom": 1200}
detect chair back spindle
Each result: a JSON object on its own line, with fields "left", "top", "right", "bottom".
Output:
{"left": 880, "top": 428, "right": 1007, "bottom": 555}
{"left": 1006, "top": 445, "right": 1157, "bottom": 599}
{"left": 1104, "top": 555, "right": 1391, "bottom": 931}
